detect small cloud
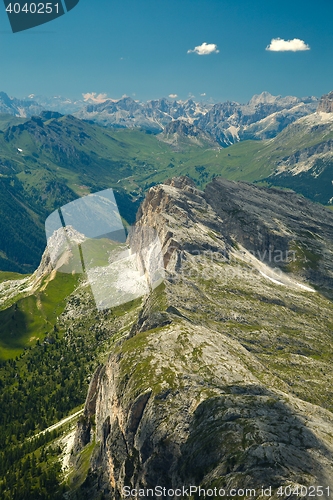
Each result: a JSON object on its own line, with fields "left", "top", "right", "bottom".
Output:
{"left": 169, "top": 94, "right": 178, "bottom": 99}
{"left": 187, "top": 42, "right": 219, "bottom": 56}
{"left": 200, "top": 93, "right": 206, "bottom": 96}
{"left": 82, "top": 92, "right": 109, "bottom": 103}
{"left": 266, "top": 37, "right": 310, "bottom": 52}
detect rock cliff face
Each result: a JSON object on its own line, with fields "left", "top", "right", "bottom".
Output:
{"left": 317, "top": 91, "right": 333, "bottom": 113}
{"left": 71, "top": 178, "right": 333, "bottom": 499}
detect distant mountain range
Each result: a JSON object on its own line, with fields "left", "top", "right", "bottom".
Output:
{"left": 0, "top": 90, "right": 319, "bottom": 145}
{"left": 76, "top": 96, "right": 211, "bottom": 133}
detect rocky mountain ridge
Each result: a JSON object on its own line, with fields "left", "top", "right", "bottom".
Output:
{"left": 196, "top": 93, "right": 318, "bottom": 145}
{"left": 0, "top": 91, "right": 43, "bottom": 117}
{"left": 75, "top": 96, "right": 211, "bottom": 133}
{"left": 158, "top": 119, "right": 219, "bottom": 149}
{"left": 69, "top": 177, "right": 333, "bottom": 499}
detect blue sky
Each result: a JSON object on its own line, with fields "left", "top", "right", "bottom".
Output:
{"left": 0, "top": 0, "right": 332, "bottom": 102}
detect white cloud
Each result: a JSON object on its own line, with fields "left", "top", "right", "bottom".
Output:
{"left": 187, "top": 42, "right": 219, "bottom": 56}
{"left": 200, "top": 93, "right": 206, "bottom": 96}
{"left": 266, "top": 38, "right": 310, "bottom": 52}
{"left": 169, "top": 94, "right": 178, "bottom": 99}
{"left": 82, "top": 92, "right": 108, "bottom": 103}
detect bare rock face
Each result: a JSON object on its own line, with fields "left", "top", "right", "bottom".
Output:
{"left": 205, "top": 178, "right": 333, "bottom": 293}
{"left": 158, "top": 119, "right": 218, "bottom": 149}
{"left": 71, "top": 178, "right": 333, "bottom": 499}
{"left": 317, "top": 91, "right": 333, "bottom": 113}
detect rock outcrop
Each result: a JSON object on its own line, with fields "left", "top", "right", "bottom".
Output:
{"left": 317, "top": 91, "right": 333, "bottom": 113}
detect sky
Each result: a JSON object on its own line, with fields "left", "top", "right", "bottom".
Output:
{"left": 0, "top": 0, "right": 333, "bottom": 103}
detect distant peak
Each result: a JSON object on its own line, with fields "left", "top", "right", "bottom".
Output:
{"left": 248, "top": 91, "right": 277, "bottom": 106}
{"left": 317, "top": 90, "right": 333, "bottom": 113}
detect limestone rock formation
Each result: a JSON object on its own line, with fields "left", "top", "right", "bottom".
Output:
{"left": 317, "top": 91, "right": 333, "bottom": 113}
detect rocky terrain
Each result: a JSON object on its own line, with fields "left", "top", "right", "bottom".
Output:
{"left": 158, "top": 119, "right": 219, "bottom": 149}
{"left": 67, "top": 177, "right": 333, "bottom": 499}
{"left": 317, "top": 91, "right": 333, "bottom": 113}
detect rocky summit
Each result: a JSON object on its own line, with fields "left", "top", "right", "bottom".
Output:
{"left": 317, "top": 91, "right": 333, "bottom": 113}
{"left": 69, "top": 177, "right": 333, "bottom": 499}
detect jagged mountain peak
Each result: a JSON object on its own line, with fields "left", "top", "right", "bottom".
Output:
{"left": 0, "top": 90, "right": 43, "bottom": 117}
{"left": 317, "top": 90, "right": 333, "bottom": 113}
{"left": 248, "top": 90, "right": 278, "bottom": 105}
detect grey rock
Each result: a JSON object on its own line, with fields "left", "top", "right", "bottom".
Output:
{"left": 317, "top": 91, "right": 333, "bottom": 113}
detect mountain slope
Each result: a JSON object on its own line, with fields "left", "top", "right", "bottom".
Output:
{"left": 262, "top": 112, "right": 333, "bottom": 203}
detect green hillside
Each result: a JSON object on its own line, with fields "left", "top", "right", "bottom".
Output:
{"left": 0, "top": 273, "right": 79, "bottom": 360}
{"left": 0, "top": 114, "right": 28, "bottom": 131}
